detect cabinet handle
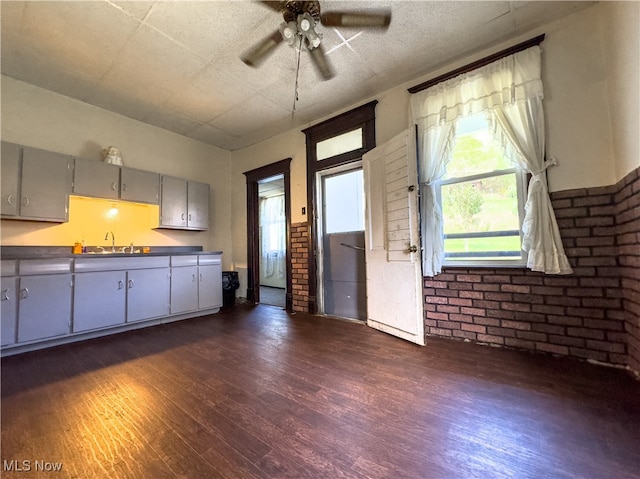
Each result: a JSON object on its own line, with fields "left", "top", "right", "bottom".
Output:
{"left": 128, "top": 279, "right": 134, "bottom": 289}
{"left": 111, "top": 182, "right": 118, "bottom": 191}
{"left": 22, "top": 196, "right": 30, "bottom": 207}
{"left": 6, "top": 194, "right": 13, "bottom": 205}
{"left": 1, "top": 289, "right": 9, "bottom": 301}
{"left": 19, "top": 288, "right": 29, "bottom": 299}
{"left": 188, "top": 214, "right": 192, "bottom": 221}
{"left": 192, "top": 274, "right": 196, "bottom": 283}
{"left": 181, "top": 213, "right": 185, "bottom": 221}
{"left": 199, "top": 274, "right": 203, "bottom": 282}
{"left": 118, "top": 280, "right": 124, "bottom": 290}
{"left": 122, "top": 183, "right": 127, "bottom": 192}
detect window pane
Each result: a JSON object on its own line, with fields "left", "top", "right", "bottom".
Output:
{"left": 324, "top": 169, "right": 364, "bottom": 234}
{"left": 442, "top": 173, "right": 522, "bottom": 261}
{"left": 317, "top": 128, "right": 363, "bottom": 161}
{"left": 445, "top": 114, "right": 512, "bottom": 180}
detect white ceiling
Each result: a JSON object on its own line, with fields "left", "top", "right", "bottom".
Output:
{"left": 1, "top": 1, "right": 592, "bottom": 151}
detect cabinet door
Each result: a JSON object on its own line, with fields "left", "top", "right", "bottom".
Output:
{"left": 1, "top": 277, "right": 18, "bottom": 346}
{"left": 170, "top": 266, "right": 198, "bottom": 314}
{"left": 127, "top": 268, "right": 170, "bottom": 322}
{"left": 21, "top": 146, "right": 72, "bottom": 222}
{"left": 1, "top": 142, "right": 21, "bottom": 217}
{"left": 187, "top": 181, "right": 209, "bottom": 230}
{"left": 73, "top": 158, "right": 120, "bottom": 199}
{"left": 18, "top": 274, "right": 72, "bottom": 343}
{"left": 74, "top": 271, "right": 126, "bottom": 332}
{"left": 121, "top": 167, "right": 159, "bottom": 204}
{"left": 198, "top": 264, "right": 222, "bottom": 310}
{"left": 159, "top": 176, "right": 187, "bottom": 228}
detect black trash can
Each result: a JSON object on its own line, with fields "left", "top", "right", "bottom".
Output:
{"left": 222, "top": 271, "right": 240, "bottom": 307}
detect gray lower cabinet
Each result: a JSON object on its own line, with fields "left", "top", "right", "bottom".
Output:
{"left": 1, "top": 261, "right": 18, "bottom": 347}
{"left": 170, "top": 256, "right": 198, "bottom": 314}
{"left": 127, "top": 268, "right": 170, "bottom": 322}
{"left": 73, "top": 158, "right": 120, "bottom": 199}
{"left": 198, "top": 256, "right": 222, "bottom": 310}
{"left": 120, "top": 167, "right": 159, "bottom": 204}
{"left": 1, "top": 254, "right": 221, "bottom": 354}
{"left": 1, "top": 276, "right": 18, "bottom": 347}
{"left": 18, "top": 274, "right": 72, "bottom": 343}
{"left": 74, "top": 271, "right": 126, "bottom": 332}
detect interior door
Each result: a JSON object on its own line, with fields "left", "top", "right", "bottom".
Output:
{"left": 363, "top": 129, "right": 425, "bottom": 345}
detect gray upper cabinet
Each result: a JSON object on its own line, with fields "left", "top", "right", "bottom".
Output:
{"left": 159, "top": 176, "right": 210, "bottom": 230}
{"left": 1, "top": 142, "right": 21, "bottom": 217}
{"left": 160, "top": 175, "right": 188, "bottom": 228}
{"left": 120, "top": 167, "right": 159, "bottom": 205}
{"left": 73, "top": 160, "right": 159, "bottom": 205}
{"left": 187, "top": 181, "right": 210, "bottom": 230}
{"left": 12, "top": 145, "right": 72, "bottom": 222}
{"left": 73, "top": 158, "right": 120, "bottom": 199}
{"left": 2, "top": 141, "right": 205, "bottom": 228}
{"left": 1, "top": 142, "right": 77, "bottom": 221}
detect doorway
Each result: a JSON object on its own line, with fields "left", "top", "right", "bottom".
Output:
{"left": 258, "top": 175, "right": 286, "bottom": 308}
{"left": 316, "top": 164, "right": 366, "bottom": 320}
{"left": 244, "top": 159, "right": 292, "bottom": 309}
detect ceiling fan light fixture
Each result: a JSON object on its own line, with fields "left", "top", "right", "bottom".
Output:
{"left": 298, "top": 12, "right": 314, "bottom": 32}
{"left": 280, "top": 21, "right": 298, "bottom": 46}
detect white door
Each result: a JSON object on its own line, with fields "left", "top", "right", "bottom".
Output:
{"left": 363, "top": 129, "right": 424, "bottom": 345}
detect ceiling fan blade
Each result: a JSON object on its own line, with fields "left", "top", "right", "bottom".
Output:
{"left": 259, "top": 1, "right": 283, "bottom": 12}
{"left": 241, "top": 30, "right": 284, "bottom": 67}
{"left": 308, "top": 45, "right": 335, "bottom": 81}
{"left": 321, "top": 11, "right": 391, "bottom": 28}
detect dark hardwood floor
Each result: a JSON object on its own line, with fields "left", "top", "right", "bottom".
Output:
{"left": 2, "top": 304, "right": 639, "bottom": 479}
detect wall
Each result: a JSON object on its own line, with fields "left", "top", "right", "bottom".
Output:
{"left": 230, "top": 3, "right": 621, "bottom": 294}
{"left": 603, "top": 2, "right": 640, "bottom": 180}
{"left": 424, "top": 169, "right": 639, "bottom": 372}
{"left": 1, "top": 76, "right": 233, "bottom": 267}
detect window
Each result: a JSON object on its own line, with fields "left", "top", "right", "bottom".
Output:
{"left": 436, "top": 114, "right": 527, "bottom": 266}
{"left": 316, "top": 128, "right": 363, "bottom": 161}
{"left": 323, "top": 169, "right": 364, "bottom": 234}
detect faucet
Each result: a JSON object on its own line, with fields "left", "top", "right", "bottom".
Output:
{"left": 105, "top": 231, "right": 115, "bottom": 252}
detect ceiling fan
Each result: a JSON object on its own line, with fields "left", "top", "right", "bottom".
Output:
{"left": 241, "top": 1, "right": 391, "bottom": 81}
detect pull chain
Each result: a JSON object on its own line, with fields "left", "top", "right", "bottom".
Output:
{"left": 291, "top": 35, "right": 303, "bottom": 124}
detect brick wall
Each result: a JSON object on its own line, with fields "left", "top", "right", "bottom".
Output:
{"left": 423, "top": 166, "right": 640, "bottom": 375}
{"left": 291, "top": 222, "right": 310, "bottom": 312}
{"left": 617, "top": 169, "right": 640, "bottom": 375}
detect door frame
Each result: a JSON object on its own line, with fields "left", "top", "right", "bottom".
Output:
{"left": 315, "top": 161, "right": 364, "bottom": 316}
{"left": 244, "top": 158, "right": 292, "bottom": 310}
{"left": 302, "top": 101, "right": 378, "bottom": 314}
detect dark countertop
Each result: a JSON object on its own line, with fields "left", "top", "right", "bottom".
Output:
{"left": 0, "top": 246, "right": 222, "bottom": 260}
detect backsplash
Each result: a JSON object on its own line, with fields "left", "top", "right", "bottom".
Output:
{"left": 1, "top": 196, "right": 186, "bottom": 248}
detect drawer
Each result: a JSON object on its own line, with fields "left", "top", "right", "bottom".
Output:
{"left": 198, "top": 255, "right": 221, "bottom": 266}
{"left": 74, "top": 255, "right": 170, "bottom": 272}
{"left": 1, "top": 260, "right": 17, "bottom": 277}
{"left": 171, "top": 255, "right": 198, "bottom": 267}
{"left": 19, "top": 259, "right": 72, "bottom": 275}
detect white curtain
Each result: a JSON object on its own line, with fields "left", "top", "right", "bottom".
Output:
{"left": 259, "top": 195, "right": 286, "bottom": 286}
{"left": 410, "top": 46, "right": 572, "bottom": 275}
